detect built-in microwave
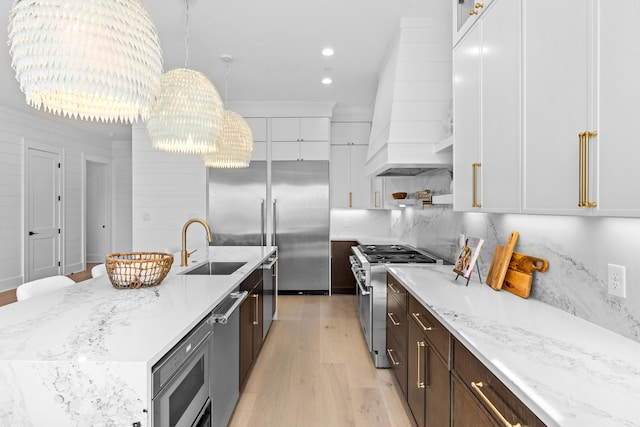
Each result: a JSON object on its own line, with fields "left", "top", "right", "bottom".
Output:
{"left": 152, "top": 318, "right": 212, "bottom": 427}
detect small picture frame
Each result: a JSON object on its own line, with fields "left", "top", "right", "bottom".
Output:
{"left": 453, "top": 236, "right": 484, "bottom": 279}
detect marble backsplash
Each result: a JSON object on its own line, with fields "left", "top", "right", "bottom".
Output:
{"left": 331, "top": 203, "right": 640, "bottom": 344}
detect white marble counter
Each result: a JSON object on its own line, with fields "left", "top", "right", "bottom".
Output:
{"left": 0, "top": 246, "right": 276, "bottom": 427}
{"left": 387, "top": 264, "right": 640, "bottom": 427}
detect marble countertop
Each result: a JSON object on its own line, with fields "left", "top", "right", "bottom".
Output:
{"left": 0, "top": 246, "right": 276, "bottom": 426}
{"left": 387, "top": 264, "right": 640, "bottom": 427}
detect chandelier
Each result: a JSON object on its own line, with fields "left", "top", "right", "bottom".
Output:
{"left": 203, "top": 55, "right": 253, "bottom": 168}
{"left": 7, "top": 0, "right": 163, "bottom": 123}
{"left": 146, "top": 0, "right": 223, "bottom": 153}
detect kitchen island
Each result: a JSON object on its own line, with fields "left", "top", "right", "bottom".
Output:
{"left": 0, "top": 246, "right": 276, "bottom": 427}
{"left": 387, "top": 264, "right": 640, "bottom": 427}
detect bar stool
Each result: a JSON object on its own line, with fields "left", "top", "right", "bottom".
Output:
{"left": 16, "top": 276, "right": 75, "bottom": 301}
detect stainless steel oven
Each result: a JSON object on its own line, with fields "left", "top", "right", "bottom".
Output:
{"left": 350, "top": 244, "right": 441, "bottom": 368}
{"left": 152, "top": 317, "right": 213, "bottom": 427}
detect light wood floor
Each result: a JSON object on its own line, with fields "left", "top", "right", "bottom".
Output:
{"left": 229, "top": 295, "right": 416, "bottom": 427}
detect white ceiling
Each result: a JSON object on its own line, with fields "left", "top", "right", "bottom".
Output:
{"left": 0, "top": 0, "right": 449, "bottom": 140}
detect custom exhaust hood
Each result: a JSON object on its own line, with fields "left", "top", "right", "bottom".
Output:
{"left": 365, "top": 17, "right": 453, "bottom": 178}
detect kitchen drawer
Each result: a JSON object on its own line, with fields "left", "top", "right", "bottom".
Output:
{"left": 386, "top": 325, "right": 407, "bottom": 398}
{"left": 408, "top": 296, "right": 449, "bottom": 360}
{"left": 387, "top": 274, "right": 408, "bottom": 311}
{"left": 452, "top": 338, "right": 545, "bottom": 427}
{"left": 387, "top": 301, "right": 407, "bottom": 352}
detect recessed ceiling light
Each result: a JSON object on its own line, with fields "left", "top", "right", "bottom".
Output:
{"left": 322, "top": 47, "right": 335, "bottom": 56}
{"left": 322, "top": 77, "right": 333, "bottom": 85}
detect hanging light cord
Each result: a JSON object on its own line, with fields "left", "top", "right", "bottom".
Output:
{"left": 224, "top": 59, "right": 230, "bottom": 106}
{"left": 184, "top": 0, "right": 190, "bottom": 67}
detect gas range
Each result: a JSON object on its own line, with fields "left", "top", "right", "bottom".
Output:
{"left": 356, "top": 244, "right": 439, "bottom": 264}
{"left": 350, "top": 244, "right": 441, "bottom": 368}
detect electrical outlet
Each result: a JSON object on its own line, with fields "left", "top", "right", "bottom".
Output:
{"left": 608, "top": 264, "right": 627, "bottom": 298}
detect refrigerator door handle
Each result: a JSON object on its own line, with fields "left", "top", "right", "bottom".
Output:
{"left": 261, "top": 199, "right": 265, "bottom": 246}
{"left": 272, "top": 199, "right": 278, "bottom": 246}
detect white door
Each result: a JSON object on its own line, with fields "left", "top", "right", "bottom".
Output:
{"left": 26, "top": 147, "right": 61, "bottom": 281}
{"left": 86, "top": 161, "right": 109, "bottom": 263}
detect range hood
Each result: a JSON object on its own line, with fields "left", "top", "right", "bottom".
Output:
{"left": 365, "top": 17, "right": 453, "bottom": 178}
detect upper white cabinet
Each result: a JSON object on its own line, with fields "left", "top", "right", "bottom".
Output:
{"left": 453, "top": 0, "right": 495, "bottom": 46}
{"left": 453, "top": 0, "right": 521, "bottom": 213}
{"left": 522, "top": 0, "right": 640, "bottom": 217}
{"left": 330, "top": 122, "right": 371, "bottom": 209}
{"left": 271, "top": 117, "right": 330, "bottom": 161}
{"left": 244, "top": 117, "right": 267, "bottom": 161}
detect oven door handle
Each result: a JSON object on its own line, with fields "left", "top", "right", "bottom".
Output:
{"left": 355, "top": 275, "right": 371, "bottom": 296}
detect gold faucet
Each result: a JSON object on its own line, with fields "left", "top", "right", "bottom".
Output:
{"left": 181, "top": 218, "right": 213, "bottom": 266}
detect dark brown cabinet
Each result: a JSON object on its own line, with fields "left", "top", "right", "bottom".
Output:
{"left": 386, "top": 274, "right": 408, "bottom": 397}
{"left": 407, "top": 295, "right": 450, "bottom": 427}
{"left": 240, "top": 269, "right": 264, "bottom": 389}
{"left": 452, "top": 337, "right": 545, "bottom": 427}
{"left": 330, "top": 240, "right": 357, "bottom": 294}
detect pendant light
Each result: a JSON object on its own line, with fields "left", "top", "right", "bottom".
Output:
{"left": 203, "top": 56, "right": 253, "bottom": 168}
{"left": 7, "top": 0, "right": 163, "bottom": 123}
{"left": 146, "top": 0, "right": 223, "bottom": 154}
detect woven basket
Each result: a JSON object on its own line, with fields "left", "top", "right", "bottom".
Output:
{"left": 105, "top": 252, "right": 173, "bottom": 289}
{"left": 392, "top": 192, "right": 407, "bottom": 200}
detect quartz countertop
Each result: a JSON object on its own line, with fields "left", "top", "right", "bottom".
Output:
{"left": 387, "top": 264, "right": 640, "bottom": 427}
{"left": 0, "top": 246, "right": 276, "bottom": 427}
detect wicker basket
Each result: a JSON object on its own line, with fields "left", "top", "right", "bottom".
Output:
{"left": 105, "top": 252, "right": 174, "bottom": 289}
{"left": 392, "top": 192, "right": 408, "bottom": 200}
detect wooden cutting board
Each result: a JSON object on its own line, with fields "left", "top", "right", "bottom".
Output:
{"left": 485, "top": 231, "right": 519, "bottom": 290}
{"left": 503, "top": 252, "right": 549, "bottom": 298}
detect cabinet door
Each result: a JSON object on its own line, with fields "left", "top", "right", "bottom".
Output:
{"left": 522, "top": 0, "right": 591, "bottom": 214}
{"left": 300, "top": 117, "right": 330, "bottom": 141}
{"left": 452, "top": 374, "right": 499, "bottom": 427}
{"left": 239, "top": 294, "right": 253, "bottom": 389}
{"left": 407, "top": 320, "right": 426, "bottom": 427}
{"left": 454, "top": 0, "right": 495, "bottom": 47}
{"left": 596, "top": 0, "right": 640, "bottom": 216}
{"left": 252, "top": 281, "right": 263, "bottom": 359}
{"left": 349, "top": 145, "right": 370, "bottom": 208}
{"left": 330, "top": 240, "right": 357, "bottom": 295}
{"left": 330, "top": 145, "right": 350, "bottom": 208}
{"left": 426, "top": 350, "right": 450, "bottom": 427}
{"left": 453, "top": 24, "right": 482, "bottom": 212}
{"left": 299, "top": 140, "right": 329, "bottom": 160}
{"left": 271, "top": 118, "right": 300, "bottom": 141}
{"left": 271, "top": 141, "right": 300, "bottom": 161}
{"left": 479, "top": 0, "right": 521, "bottom": 212}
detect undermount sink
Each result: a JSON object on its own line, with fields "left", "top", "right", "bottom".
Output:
{"left": 182, "top": 261, "right": 247, "bottom": 276}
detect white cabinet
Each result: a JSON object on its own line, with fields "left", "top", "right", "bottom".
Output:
{"left": 244, "top": 117, "right": 267, "bottom": 161}
{"left": 522, "top": 0, "right": 640, "bottom": 217}
{"left": 453, "top": 0, "right": 495, "bottom": 46}
{"left": 271, "top": 117, "right": 330, "bottom": 161}
{"left": 330, "top": 122, "right": 372, "bottom": 209}
{"left": 453, "top": 0, "right": 521, "bottom": 213}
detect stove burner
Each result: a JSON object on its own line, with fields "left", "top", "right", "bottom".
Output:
{"left": 357, "top": 245, "right": 438, "bottom": 264}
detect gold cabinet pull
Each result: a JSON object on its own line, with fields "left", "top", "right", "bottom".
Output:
{"left": 471, "top": 382, "right": 522, "bottom": 427}
{"left": 252, "top": 294, "right": 259, "bottom": 325}
{"left": 578, "top": 131, "right": 597, "bottom": 208}
{"left": 386, "top": 348, "right": 401, "bottom": 366}
{"left": 411, "top": 312, "right": 433, "bottom": 332}
{"left": 475, "top": 2, "right": 485, "bottom": 8}
{"left": 416, "top": 341, "right": 426, "bottom": 389}
{"left": 469, "top": 9, "right": 478, "bottom": 15}
{"left": 374, "top": 191, "right": 379, "bottom": 208}
{"left": 472, "top": 163, "right": 482, "bottom": 208}
{"left": 387, "top": 312, "right": 401, "bottom": 326}
{"left": 349, "top": 192, "right": 353, "bottom": 208}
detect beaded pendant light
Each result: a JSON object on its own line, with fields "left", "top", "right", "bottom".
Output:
{"left": 7, "top": 0, "right": 163, "bottom": 123}
{"left": 146, "top": 0, "right": 223, "bottom": 153}
{"left": 203, "top": 56, "right": 253, "bottom": 168}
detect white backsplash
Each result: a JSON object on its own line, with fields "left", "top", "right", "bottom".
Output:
{"left": 331, "top": 194, "right": 640, "bottom": 343}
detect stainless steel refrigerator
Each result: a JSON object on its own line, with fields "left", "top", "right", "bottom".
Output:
{"left": 207, "top": 160, "right": 330, "bottom": 293}
{"left": 271, "top": 161, "right": 330, "bottom": 294}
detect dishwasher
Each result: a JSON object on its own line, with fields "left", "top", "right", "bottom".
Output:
{"left": 209, "top": 287, "right": 248, "bottom": 427}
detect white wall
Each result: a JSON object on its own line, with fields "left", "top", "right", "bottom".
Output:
{"left": 111, "top": 140, "right": 133, "bottom": 253}
{"left": 0, "top": 106, "right": 116, "bottom": 290}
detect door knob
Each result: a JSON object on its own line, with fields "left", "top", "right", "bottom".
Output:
{"left": 28, "top": 231, "right": 38, "bottom": 236}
